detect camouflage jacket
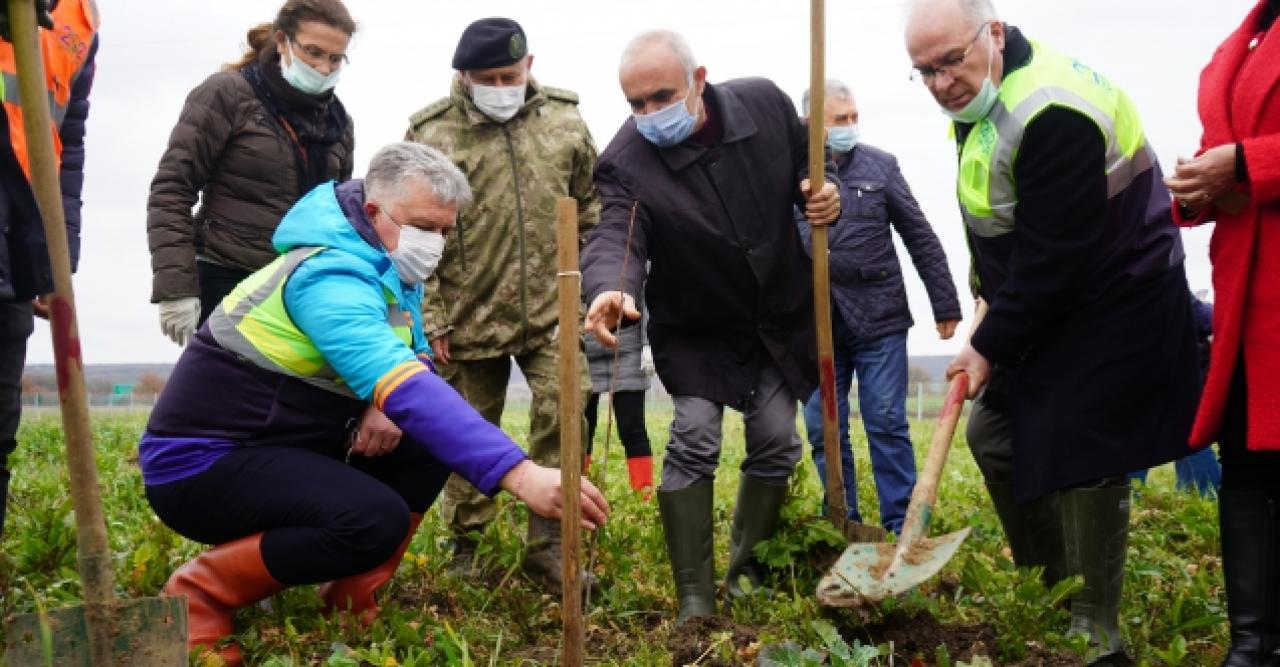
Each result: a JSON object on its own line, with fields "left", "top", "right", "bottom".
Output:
{"left": 407, "top": 75, "right": 600, "bottom": 360}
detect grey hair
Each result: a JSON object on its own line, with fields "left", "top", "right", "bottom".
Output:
{"left": 365, "top": 142, "right": 472, "bottom": 208}
{"left": 619, "top": 30, "right": 697, "bottom": 86}
{"left": 801, "top": 78, "right": 854, "bottom": 115}
{"left": 905, "top": 0, "right": 997, "bottom": 31}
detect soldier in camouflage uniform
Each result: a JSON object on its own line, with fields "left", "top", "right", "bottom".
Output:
{"left": 404, "top": 18, "right": 599, "bottom": 593}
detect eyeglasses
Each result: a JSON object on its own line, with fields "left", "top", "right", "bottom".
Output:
{"left": 290, "top": 39, "right": 349, "bottom": 68}
{"left": 909, "top": 22, "right": 990, "bottom": 84}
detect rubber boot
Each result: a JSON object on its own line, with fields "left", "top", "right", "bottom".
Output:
{"left": 1061, "top": 483, "right": 1130, "bottom": 664}
{"left": 724, "top": 476, "right": 787, "bottom": 599}
{"left": 658, "top": 482, "right": 715, "bottom": 623}
{"left": 986, "top": 483, "right": 1067, "bottom": 585}
{"left": 1219, "top": 486, "right": 1280, "bottom": 667}
{"left": 318, "top": 513, "right": 423, "bottom": 626}
{"left": 522, "top": 514, "right": 599, "bottom": 595}
{"left": 447, "top": 533, "right": 480, "bottom": 578}
{"left": 627, "top": 455, "right": 654, "bottom": 499}
{"left": 163, "top": 533, "right": 284, "bottom": 666}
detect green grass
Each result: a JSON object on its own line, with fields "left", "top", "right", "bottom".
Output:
{"left": 2, "top": 407, "right": 1227, "bottom": 665}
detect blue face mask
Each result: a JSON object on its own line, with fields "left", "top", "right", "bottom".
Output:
{"left": 941, "top": 34, "right": 998, "bottom": 123}
{"left": 634, "top": 96, "right": 698, "bottom": 147}
{"left": 826, "top": 124, "right": 860, "bottom": 154}
{"left": 282, "top": 41, "right": 341, "bottom": 95}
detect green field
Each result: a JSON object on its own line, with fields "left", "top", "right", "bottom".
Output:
{"left": 2, "top": 408, "right": 1227, "bottom": 665}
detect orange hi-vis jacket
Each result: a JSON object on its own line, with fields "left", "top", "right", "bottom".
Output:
{"left": 0, "top": 0, "right": 99, "bottom": 179}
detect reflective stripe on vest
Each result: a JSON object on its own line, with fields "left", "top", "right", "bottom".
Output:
{"left": 208, "top": 246, "right": 415, "bottom": 398}
{"left": 0, "top": 0, "right": 98, "bottom": 180}
{"left": 958, "top": 40, "right": 1155, "bottom": 239}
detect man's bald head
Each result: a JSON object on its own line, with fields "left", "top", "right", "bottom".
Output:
{"left": 617, "top": 30, "right": 708, "bottom": 118}
{"left": 904, "top": 0, "right": 996, "bottom": 36}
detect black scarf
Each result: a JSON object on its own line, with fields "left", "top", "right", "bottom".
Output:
{"left": 1266, "top": 0, "right": 1280, "bottom": 31}
{"left": 241, "top": 47, "right": 349, "bottom": 195}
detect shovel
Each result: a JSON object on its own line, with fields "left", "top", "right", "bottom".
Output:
{"left": 806, "top": 0, "right": 886, "bottom": 545}
{"left": 815, "top": 372, "right": 971, "bottom": 606}
{"left": 3, "top": 1, "right": 187, "bottom": 663}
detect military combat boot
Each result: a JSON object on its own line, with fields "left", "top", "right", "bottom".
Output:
{"left": 1061, "top": 482, "right": 1131, "bottom": 664}
{"left": 658, "top": 482, "right": 716, "bottom": 623}
{"left": 724, "top": 476, "right": 788, "bottom": 598}
{"left": 522, "top": 514, "right": 598, "bottom": 595}
{"left": 986, "top": 482, "right": 1066, "bottom": 585}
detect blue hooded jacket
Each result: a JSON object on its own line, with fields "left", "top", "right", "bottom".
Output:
{"left": 140, "top": 181, "right": 527, "bottom": 495}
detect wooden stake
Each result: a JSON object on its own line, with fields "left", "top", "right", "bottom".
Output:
{"left": 808, "top": 0, "right": 850, "bottom": 529}
{"left": 555, "top": 197, "right": 584, "bottom": 667}
{"left": 8, "top": 1, "right": 115, "bottom": 663}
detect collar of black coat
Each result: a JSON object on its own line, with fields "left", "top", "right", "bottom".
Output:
{"left": 953, "top": 24, "right": 1032, "bottom": 141}
{"left": 654, "top": 80, "right": 759, "bottom": 172}
{"left": 449, "top": 73, "right": 547, "bottom": 127}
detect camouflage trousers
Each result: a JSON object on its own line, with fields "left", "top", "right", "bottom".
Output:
{"left": 438, "top": 341, "right": 590, "bottom": 535}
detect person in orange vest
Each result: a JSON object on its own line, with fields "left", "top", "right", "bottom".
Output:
{"left": 0, "top": 0, "right": 99, "bottom": 537}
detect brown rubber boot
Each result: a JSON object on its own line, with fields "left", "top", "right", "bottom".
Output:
{"left": 162, "top": 533, "right": 284, "bottom": 666}
{"left": 522, "top": 514, "right": 599, "bottom": 595}
{"left": 318, "top": 513, "right": 424, "bottom": 626}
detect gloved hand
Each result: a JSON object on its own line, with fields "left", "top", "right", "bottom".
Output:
{"left": 640, "top": 345, "right": 655, "bottom": 376}
{"left": 0, "top": 1, "right": 55, "bottom": 42}
{"left": 158, "top": 297, "right": 201, "bottom": 347}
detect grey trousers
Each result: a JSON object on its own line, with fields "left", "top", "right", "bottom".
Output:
{"left": 966, "top": 386, "right": 1017, "bottom": 485}
{"left": 660, "top": 362, "right": 803, "bottom": 490}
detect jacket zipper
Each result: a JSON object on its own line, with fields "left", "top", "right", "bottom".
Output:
{"left": 502, "top": 126, "right": 530, "bottom": 348}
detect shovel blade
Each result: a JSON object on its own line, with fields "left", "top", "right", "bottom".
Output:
{"left": 5, "top": 596, "right": 188, "bottom": 666}
{"left": 816, "top": 527, "right": 970, "bottom": 607}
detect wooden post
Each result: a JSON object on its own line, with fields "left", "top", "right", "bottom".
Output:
{"left": 8, "top": 0, "right": 116, "bottom": 663}
{"left": 808, "top": 0, "right": 849, "bottom": 528}
{"left": 555, "top": 197, "right": 584, "bottom": 667}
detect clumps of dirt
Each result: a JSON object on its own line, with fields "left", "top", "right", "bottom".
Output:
{"left": 849, "top": 610, "right": 995, "bottom": 661}
{"left": 843, "top": 611, "right": 1084, "bottom": 666}
{"left": 667, "top": 615, "right": 760, "bottom": 666}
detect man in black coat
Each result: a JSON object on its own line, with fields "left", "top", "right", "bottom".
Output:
{"left": 581, "top": 29, "right": 840, "bottom": 623}
{"left": 906, "top": 0, "right": 1200, "bottom": 662}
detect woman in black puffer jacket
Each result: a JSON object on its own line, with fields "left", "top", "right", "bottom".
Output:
{"left": 147, "top": 0, "right": 356, "bottom": 346}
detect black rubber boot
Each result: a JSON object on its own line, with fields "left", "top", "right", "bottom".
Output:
{"left": 1062, "top": 483, "right": 1130, "bottom": 664}
{"left": 658, "top": 482, "right": 716, "bottom": 623}
{"left": 986, "top": 482, "right": 1067, "bottom": 585}
{"left": 1219, "top": 486, "right": 1280, "bottom": 667}
{"left": 724, "top": 476, "right": 788, "bottom": 598}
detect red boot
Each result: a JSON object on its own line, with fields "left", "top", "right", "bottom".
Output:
{"left": 628, "top": 456, "right": 654, "bottom": 499}
{"left": 163, "top": 533, "right": 283, "bottom": 666}
{"left": 318, "top": 513, "right": 423, "bottom": 626}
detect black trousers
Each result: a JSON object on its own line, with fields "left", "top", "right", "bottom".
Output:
{"left": 1218, "top": 358, "right": 1280, "bottom": 489}
{"left": 0, "top": 300, "right": 33, "bottom": 537}
{"left": 146, "top": 439, "right": 449, "bottom": 585}
{"left": 584, "top": 390, "right": 651, "bottom": 459}
{"left": 196, "top": 260, "right": 251, "bottom": 326}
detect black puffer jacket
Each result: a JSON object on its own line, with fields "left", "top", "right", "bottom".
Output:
{"left": 146, "top": 48, "right": 354, "bottom": 302}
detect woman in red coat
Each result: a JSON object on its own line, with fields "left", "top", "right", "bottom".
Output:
{"left": 1167, "top": 1, "right": 1280, "bottom": 663}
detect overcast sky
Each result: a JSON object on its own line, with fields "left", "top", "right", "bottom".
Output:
{"left": 23, "top": 0, "right": 1249, "bottom": 365}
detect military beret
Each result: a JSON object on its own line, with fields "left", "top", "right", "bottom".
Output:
{"left": 452, "top": 18, "right": 528, "bottom": 70}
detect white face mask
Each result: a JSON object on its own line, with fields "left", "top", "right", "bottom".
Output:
{"left": 390, "top": 225, "right": 446, "bottom": 285}
{"left": 470, "top": 81, "right": 526, "bottom": 122}
{"left": 282, "top": 40, "right": 341, "bottom": 95}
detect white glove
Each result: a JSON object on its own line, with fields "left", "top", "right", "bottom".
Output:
{"left": 640, "top": 345, "right": 655, "bottom": 376}
{"left": 158, "top": 297, "right": 201, "bottom": 347}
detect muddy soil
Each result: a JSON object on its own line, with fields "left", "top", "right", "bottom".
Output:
{"left": 844, "top": 610, "right": 1084, "bottom": 666}
{"left": 667, "top": 615, "right": 761, "bottom": 666}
